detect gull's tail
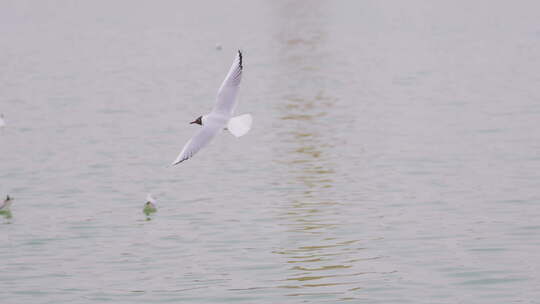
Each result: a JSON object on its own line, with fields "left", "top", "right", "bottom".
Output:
{"left": 227, "top": 114, "right": 252, "bottom": 137}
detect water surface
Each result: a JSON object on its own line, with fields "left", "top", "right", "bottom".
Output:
{"left": 1, "top": 1, "right": 540, "bottom": 303}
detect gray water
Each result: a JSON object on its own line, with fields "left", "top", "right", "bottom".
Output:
{"left": 1, "top": 1, "right": 540, "bottom": 303}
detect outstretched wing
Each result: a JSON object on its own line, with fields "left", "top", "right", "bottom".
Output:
{"left": 212, "top": 50, "right": 243, "bottom": 116}
{"left": 172, "top": 124, "right": 221, "bottom": 165}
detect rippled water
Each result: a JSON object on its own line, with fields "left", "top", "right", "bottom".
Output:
{"left": 1, "top": 1, "right": 540, "bottom": 303}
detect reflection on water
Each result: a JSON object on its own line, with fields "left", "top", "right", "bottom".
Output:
{"left": 1, "top": 210, "right": 13, "bottom": 220}
{"left": 270, "top": 3, "right": 369, "bottom": 299}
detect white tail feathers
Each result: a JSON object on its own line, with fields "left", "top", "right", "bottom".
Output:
{"left": 227, "top": 114, "right": 252, "bottom": 137}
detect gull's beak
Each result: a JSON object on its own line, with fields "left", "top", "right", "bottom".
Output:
{"left": 190, "top": 120, "right": 197, "bottom": 124}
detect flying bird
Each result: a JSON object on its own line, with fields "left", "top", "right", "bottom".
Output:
{"left": 172, "top": 50, "right": 252, "bottom": 165}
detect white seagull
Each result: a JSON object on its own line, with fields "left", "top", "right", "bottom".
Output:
{"left": 0, "top": 195, "right": 13, "bottom": 212}
{"left": 172, "top": 50, "right": 252, "bottom": 165}
{"left": 143, "top": 193, "right": 157, "bottom": 215}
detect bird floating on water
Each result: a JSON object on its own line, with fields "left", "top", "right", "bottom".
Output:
{"left": 143, "top": 193, "right": 157, "bottom": 215}
{"left": 0, "top": 195, "right": 13, "bottom": 217}
{"left": 172, "top": 50, "right": 252, "bottom": 165}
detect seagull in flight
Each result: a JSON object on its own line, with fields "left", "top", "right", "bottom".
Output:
{"left": 172, "top": 50, "right": 252, "bottom": 165}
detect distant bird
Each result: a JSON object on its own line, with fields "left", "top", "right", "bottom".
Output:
{"left": 143, "top": 193, "right": 157, "bottom": 215}
{"left": 172, "top": 50, "right": 252, "bottom": 165}
{"left": 0, "top": 114, "right": 5, "bottom": 128}
{"left": 215, "top": 43, "right": 223, "bottom": 50}
{"left": 0, "top": 195, "right": 13, "bottom": 213}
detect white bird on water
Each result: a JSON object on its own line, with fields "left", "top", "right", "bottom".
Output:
{"left": 143, "top": 193, "right": 157, "bottom": 215}
{"left": 0, "top": 195, "right": 13, "bottom": 212}
{"left": 172, "top": 50, "right": 252, "bottom": 165}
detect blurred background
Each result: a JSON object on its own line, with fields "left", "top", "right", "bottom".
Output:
{"left": 1, "top": 1, "right": 539, "bottom": 303}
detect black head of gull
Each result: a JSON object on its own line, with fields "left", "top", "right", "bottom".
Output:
{"left": 190, "top": 116, "right": 203, "bottom": 126}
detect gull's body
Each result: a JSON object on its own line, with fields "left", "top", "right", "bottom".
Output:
{"left": 172, "top": 50, "right": 252, "bottom": 165}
